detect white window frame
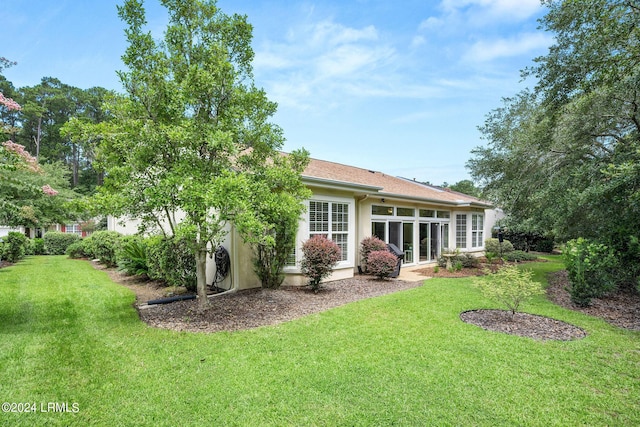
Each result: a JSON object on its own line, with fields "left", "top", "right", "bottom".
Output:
{"left": 471, "top": 214, "right": 484, "bottom": 248}
{"left": 286, "top": 196, "right": 355, "bottom": 271}
{"left": 455, "top": 214, "right": 467, "bottom": 249}
{"left": 454, "top": 212, "right": 485, "bottom": 250}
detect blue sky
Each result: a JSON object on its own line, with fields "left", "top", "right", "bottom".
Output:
{"left": 3, "top": 0, "right": 553, "bottom": 185}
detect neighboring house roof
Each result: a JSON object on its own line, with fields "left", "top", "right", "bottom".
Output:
{"left": 302, "top": 157, "right": 492, "bottom": 208}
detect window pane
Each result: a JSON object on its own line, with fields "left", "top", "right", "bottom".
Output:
{"left": 397, "top": 207, "right": 415, "bottom": 217}
{"left": 419, "top": 209, "right": 435, "bottom": 218}
{"left": 372, "top": 222, "right": 386, "bottom": 241}
{"left": 333, "top": 233, "right": 348, "bottom": 261}
{"left": 456, "top": 214, "right": 467, "bottom": 248}
{"left": 332, "top": 203, "right": 348, "bottom": 232}
{"left": 309, "top": 201, "right": 329, "bottom": 233}
{"left": 437, "top": 211, "right": 450, "bottom": 219}
{"left": 372, "top": 205, "right": 393, "bottom": 216}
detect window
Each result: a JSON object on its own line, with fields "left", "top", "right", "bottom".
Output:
{"left": 455, "top": 215, "right": 467, "bottom": 248}
{"left": 65, "top": 224, "right": 81, "bottom": 235}
{"left": 437, "top": 211, "right": 450, "bottom": 219}
{"left": 309, "top": 200, "right": 349, "bottom": 262}
{"left": 372, "top": 205, "right": 393, "bottom": 216}
{"left": 396, "top": 207, "right": 415, "bottom": 217}
{"left": 471, "top": 214, "right": 484, "bottom": 248}
{"left": 309, "top": 201, "right": 329, "bottom": 234}
{"left": 372, "top": 222, "right": 386, "bottom": 241}
{"left": 332, "top": 203, "right": 349, "bottom": 261}
{"left": 419, "top": 209, "right": 435, "bottom": 218}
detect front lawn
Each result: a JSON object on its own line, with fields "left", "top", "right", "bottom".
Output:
{"left": 1, "top": 256, "right": 638, "bottom": 426}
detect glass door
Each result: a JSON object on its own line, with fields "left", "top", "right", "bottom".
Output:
{"left": 430, "top": 223, "right": 440, "bottom": 260}
{"left": 419, "top": 223, "right": 430, "bottom": 262}
{"left": 403, "top": 222, "right": 413, "bottom": 263}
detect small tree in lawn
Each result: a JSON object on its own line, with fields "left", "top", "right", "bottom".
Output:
{"left": 473, "top": 265, "right": 543, "bottom": 319}
{"left": 366, "top": 250, "right": 398, "bottom": 280}
{"left": 300, "top": 235, "right": 340, "bottom": 293}
{"left": 90, "top": 0, "right": 293, "bottom": 308}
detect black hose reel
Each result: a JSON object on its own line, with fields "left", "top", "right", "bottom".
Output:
{"left": 211, "top": 245, "right": 231, "bottom": 290}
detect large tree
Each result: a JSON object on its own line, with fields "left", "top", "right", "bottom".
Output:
{"left": 468, "top": 0, "right": 640, "bottom": 284}
{"left": 97, "top": 0, "right": 306, "bottom": 307}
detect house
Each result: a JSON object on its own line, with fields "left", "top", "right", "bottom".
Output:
{"left": 109, "top": 156, "right": 500, "bottom": 290}
{"left": 0, "top": 223, "right": 94, "bottom": 239}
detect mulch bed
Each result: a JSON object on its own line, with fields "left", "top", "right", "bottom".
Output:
{"left": 546, "top": 270, "right": 640, "bottom": 331}
{"left": 6, "top": 259, "right": 633, "bottom": 338}
{"left": 460, "top": 309, "right": 586, "bottom": 341}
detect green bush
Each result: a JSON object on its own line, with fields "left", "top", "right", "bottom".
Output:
{"left": 564, "top": 238, "right": 619, "bottom": 306}
{"left": 437, "top": 252, "right": 480, "bottom": 269}
{"left": 473, "top": 265, "right": 544, "bottom": 316}
{"left": 27, "top": 238, "right": 45, "bottom": 255}
{"left": 502, "top": 250, "right": 539, "bottom": 262}
{"left": 300, "top": 235, "right": 341, "bottom": 292}
{"left": 366, "top": 250, "right": 398, "bottom": 279}
{"left": 117, "top": 236, "right": 149, "bottom": 276}
{"left": 533, "top": 238, "right": 555, "bottom": 253}
{"left": 147, "top": 235, "right": 196, "bottom": 291}
{"left": 2, "top": 232, "right": 28, "bottom": 263}
{"left": 84, "top": 231, "right": 122, "bottom": 267}
{"left": 484, "top": 238, "right": 514, "bottom": 254}
{"left": 66, "top": 241, "right": 87, "bottom": 259}
{"left": 360, "top": 236, "right": 387, "bottom": 273}
{"left": 44, "top": 232, "right": 80, "bottom": 255}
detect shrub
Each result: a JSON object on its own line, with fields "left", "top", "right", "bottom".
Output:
{"left": 437, "top": 252, "right": 479, "bottom": 269}
{"left": 484, "top": 238, "right": 514, "bottom": 254}
{"left": 147, "top": 235, "right": 196, "bottom": 291}
{"left": 66, "top": 241, "right": 87, "bottom": 259}
{"left": 27, "top": 238, "right": 45, "bottom": 255}
{"left": 533, "top": 238, "right": 555, "bottom": 253}
{"left": 502, "top": 250, "right": 539, "bottom": 262}
{"left": 117, "top": 236, "right": 149, "bottom": 277}
{"left": 473, "top": 265, "right": 544, "bottom": 317}
{"left": 43, "top": 232, "right": 80, "bottom": 255}
{"left": 84, "top": 231, "right": 122, "bottom": 267}
{"left": 564, "top": 238, "right": 618, "bottom": 306}
{"left": 360, "top": 236, "right": 387, "bottom": 272}
{"left": 300, "top": 235, "right": 341, "bottom": 292}
{"left": 2, "top": 232, "right": 28, "bottom": 263}
{"left": 367, "top": 250, "right": 398, "bottom": 279}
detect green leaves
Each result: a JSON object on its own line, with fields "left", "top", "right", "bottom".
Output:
{"left": 474, "top": 265, "right": 544, "bottom": 316}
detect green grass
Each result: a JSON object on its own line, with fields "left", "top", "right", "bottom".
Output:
{"left": 1, "top": 255, "right": 639, "bottom": 426}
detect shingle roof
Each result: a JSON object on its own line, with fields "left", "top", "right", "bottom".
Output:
{"left": 303, "top": 157, "right": 491, "bottom": 207}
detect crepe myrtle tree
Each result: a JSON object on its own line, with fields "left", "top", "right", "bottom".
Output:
{"left": 94, "top": 0, "right": 299, "bottom": 307}
{"left": 1, "top": 83, "right": 61, "bottom": 226}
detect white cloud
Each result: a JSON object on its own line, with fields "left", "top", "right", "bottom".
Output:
{"left": 441, "top": 0, "right": 541, "bottom": 21}
{"left": 464, "top": 32, "right": 553, "bottom": 62}
{"left": 418, "top": 17, "right": 443, "bottom": 31}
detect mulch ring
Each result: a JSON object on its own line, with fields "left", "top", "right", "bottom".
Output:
{"left": 460, "top": 309, "right": 587, "bottom": 341}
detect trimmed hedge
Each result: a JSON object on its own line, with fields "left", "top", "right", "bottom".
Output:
{"left": 82, "top": 231, "right": 123, "bottom": 267}
{"left": 44, "top": 232, "right": 80, "bottom": 255}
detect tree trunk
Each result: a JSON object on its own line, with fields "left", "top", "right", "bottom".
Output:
{"left": 195, "top": 246, "right": 209, "bottom": 309}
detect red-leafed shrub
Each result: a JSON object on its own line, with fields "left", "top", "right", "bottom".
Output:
{"left": 367, "top": 250, "right": 398, "bottom": 280}
{"left": 360, "top": 236, "right": 387, "bottom": 272}
{"left": 300, "top": 235, "right": 341, "bottom": 292}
